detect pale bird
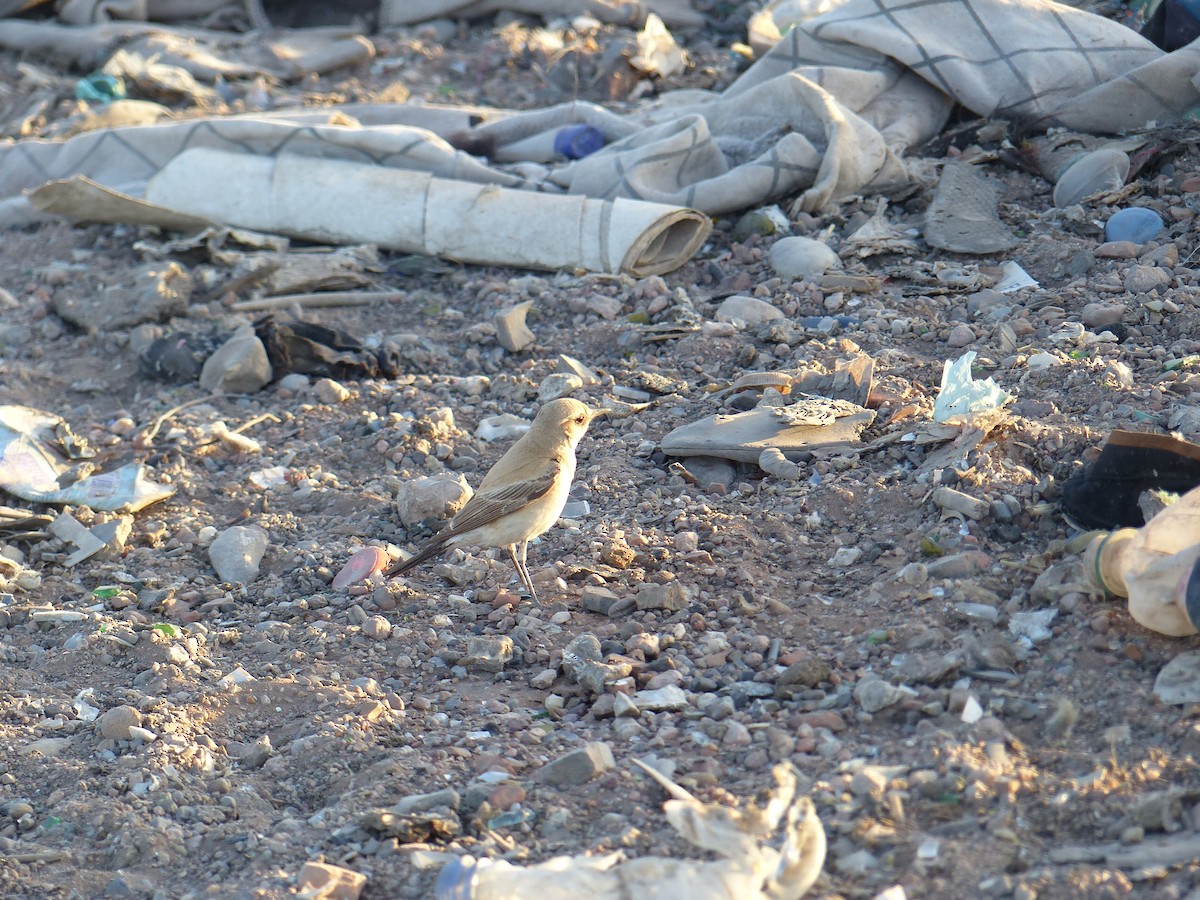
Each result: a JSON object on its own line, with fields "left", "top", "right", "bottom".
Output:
{"left": 386, "top": 397, "right": 606, "bottom": 603}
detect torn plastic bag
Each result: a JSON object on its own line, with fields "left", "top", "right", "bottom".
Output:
{"left": 0, "top": 405, "right": 173, "bottom": 512}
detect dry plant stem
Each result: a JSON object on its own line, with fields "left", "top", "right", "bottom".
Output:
{"left": 231, "top": 412, "right": 281, "bottom": 435}
{"left": 135, "top": 393, "right": 239, "bottom": 447}
{"left": 631, "top": 758, "right": 699, "bottom": 802}
{"left": 229, "top": 291, "right": 403, "bottom": 311}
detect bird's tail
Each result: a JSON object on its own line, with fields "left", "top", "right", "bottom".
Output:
{"left": 384, "top": 538, "right": 445, "bottom": 578}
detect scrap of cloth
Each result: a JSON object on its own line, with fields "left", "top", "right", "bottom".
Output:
{"left": 0, "top": 0, "right": 1197, "bottom": 232}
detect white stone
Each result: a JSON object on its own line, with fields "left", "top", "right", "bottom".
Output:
{"left": 313, "top": 377, "right": 351, "bottom": 404}
{"left": 1026, "top": 352, "right": 1060, "bottom": 369}
{"left": 208, "top": 525, "right": 269, "bottom": 583}
{"left": 715, "top": 295, "right": 783, "bottom": 326}
{"left": 633, "top": 684, "right": 690, "bottom": 711}
{"left": 495, "top": 300, "right": 535, "bottom": 352}
{"left": 854, "top": 677, "right": 905, "bottom": 713}
{"left": 769, "top": 236, "right": 841, "bottom": 280}
{"left": 828, "top": 547, "right": 863, "bottom": 567}
{"left": 613, "top": 692, "right": 640, "bottom": 718}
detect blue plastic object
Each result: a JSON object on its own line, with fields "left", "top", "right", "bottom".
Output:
{"left": 435, "top": 855, "right": 475, "bottom": 899}
{"left": 1104, "top": 207, "right": 1165, "bottom": 244}
{"left": 486, "top": 807, "right": 536, "bottom": 830}
{"left": 553, "top": 125, "right": 605, "bottom": 160}
{"left": 75, "top": 73, "right": 126, "bottom": 104}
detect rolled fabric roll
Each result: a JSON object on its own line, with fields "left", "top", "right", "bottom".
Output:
{"left": 143, "top": 148, "right": 710, "bottom": 276}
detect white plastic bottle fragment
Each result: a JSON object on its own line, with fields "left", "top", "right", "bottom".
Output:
{"left": 1084, "top": 486, "right": 1200, "bottom": 636}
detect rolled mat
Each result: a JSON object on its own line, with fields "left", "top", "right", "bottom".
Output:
{"left": 139, "top": 148, "right": 710, "bottom": 276}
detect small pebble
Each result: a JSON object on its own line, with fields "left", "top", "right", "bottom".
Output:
{"left": 539, "top": 742, "right": 615, "bottom": 787}
{"left": 362, "top": 615, "right": 392, "bottom": 640}
{"left": 313, "top": 377, "right": 351, "bottom": 404}
{"left": 946, "top": 324, "right": 975, "bottom": 348}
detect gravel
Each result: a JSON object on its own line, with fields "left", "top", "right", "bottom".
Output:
{"left": 1, "top": 4, "right": 1200, "bottom": 899}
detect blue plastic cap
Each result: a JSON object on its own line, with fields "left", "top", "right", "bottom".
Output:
{"left": 553, "top": 125, "right": 605, "bottom": 160}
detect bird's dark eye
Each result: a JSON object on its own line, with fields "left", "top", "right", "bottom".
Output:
{"left": 575, "top": 415, "right": 585, "bottom": 424}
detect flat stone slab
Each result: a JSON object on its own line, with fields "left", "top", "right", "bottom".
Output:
{"left": 661, "top": 397, "right": 875, "bottom": 463}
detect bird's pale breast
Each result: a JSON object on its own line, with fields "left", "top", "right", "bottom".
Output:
{"left": 449, "top": 455, "right": 576, "bottom": 549}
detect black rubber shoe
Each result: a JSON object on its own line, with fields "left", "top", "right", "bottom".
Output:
{"left": 1060, "top": 430, "right": 1200, "bottom": 530}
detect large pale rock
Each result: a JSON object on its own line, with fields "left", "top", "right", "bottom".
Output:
{"left": 769, "top": 236, "right": 840, "bottom": 280}
{"left": 209, "top": 525, "right": 269, "bottom": 583}
{"left": 662, "top": 399, "right": 874, "bottom": 463}
{"left": 460, "top": 636, "right": 513, "bottom": 673}
{"left": 199, "top": 325, "right": 272, "bottom": 393}
{"left": 395, "top": 474, "right": 472, "bottom": 528}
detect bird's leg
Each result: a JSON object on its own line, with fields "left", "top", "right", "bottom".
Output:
{"left": 506, "top": 543, "right": 536, "bottom": 604}
{"left": 513, "top": 540, "right": 539, "bottom": 605}
{"left": 506, "top": 544, "right": 523, "bottom": 593}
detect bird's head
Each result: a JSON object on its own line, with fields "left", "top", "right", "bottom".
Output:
{"left": 533, "top": 397, "right": 608, "bottom": 449}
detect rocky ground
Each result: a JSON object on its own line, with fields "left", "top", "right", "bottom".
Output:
{"left": 3, "top": 4, "right": 1200, "bottom": 900}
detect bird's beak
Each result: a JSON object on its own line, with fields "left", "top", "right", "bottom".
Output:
{"left": 591, "top": 407, "right": 612, "bottom": 421}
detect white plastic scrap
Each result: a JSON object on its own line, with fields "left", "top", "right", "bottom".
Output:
{"left": 560, "top": 500, "right": 592, "bottom": 519}
{"left": 435, "top": 761, "right": 825, "bottom": 899}
{"left": 248, "top": 466, "right": 289, "bottom": 490}
{"left": 631, "top": 14, "right": 688, "bottom": 78}
{"left": 73, "top": 688, "right": 100, "bottom": 722}
{"left": 993, "top": 260, "right": 1039, "bottom": 292}
{"left": 0, "top": 405, "right": 174, "bottom": 512}
{"left": 1008, "top": 608, "right": 1058, "bottom": 642}
{"left": 49, "top": 511, "right": 106, "bottom": 566}
{"left": 932, "top": 352, "right": 1013, "bottom": 424}
{"left": 475, "top": 414, "right": 532, "bottom": 442}
{"left": 960, "top": 694, "right": 984, "bottom": 724}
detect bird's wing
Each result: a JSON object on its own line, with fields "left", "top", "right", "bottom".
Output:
{"left": 440, "top": 466, "right": 559, "bottom": 537}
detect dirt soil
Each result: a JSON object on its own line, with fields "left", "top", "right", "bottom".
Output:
{"left": 3, "top": 5, "right": 1200, "bottom": 900}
